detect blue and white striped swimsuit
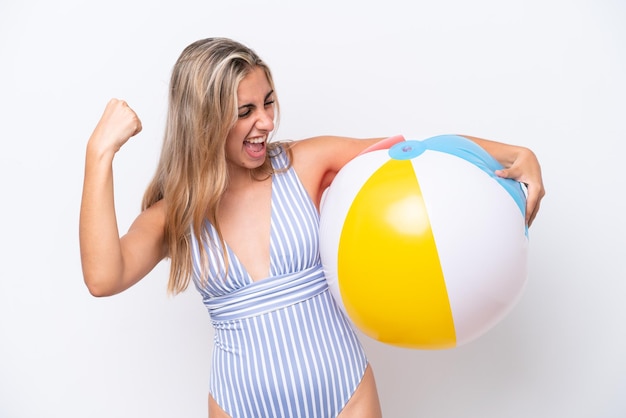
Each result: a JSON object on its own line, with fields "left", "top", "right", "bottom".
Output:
{"left": 190, "top": 147, "right": 368, "bottom": 418}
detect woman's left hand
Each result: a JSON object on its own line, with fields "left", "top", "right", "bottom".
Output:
{"left": 494, "top": 147, "right": 545, "bottom": 227}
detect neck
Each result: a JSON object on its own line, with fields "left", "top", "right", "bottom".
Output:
{"left": 227, "top": 164, "right": 272, "bottom": 192}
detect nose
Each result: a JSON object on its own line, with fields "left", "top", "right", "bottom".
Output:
{"left": 255, "top": 108, "right": 274, "bottom": 132}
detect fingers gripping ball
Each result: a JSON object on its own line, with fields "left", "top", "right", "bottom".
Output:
{"left": 319, "top": 135, "right": 529, "bottom": 349}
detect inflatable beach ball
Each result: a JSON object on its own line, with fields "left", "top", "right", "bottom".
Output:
{"left": 319, "top": 134, "right": 529, "bottom": 349}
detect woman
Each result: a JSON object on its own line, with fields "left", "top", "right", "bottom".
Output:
{"left": 80, "top": 37, "right": 545, "bottom": 418}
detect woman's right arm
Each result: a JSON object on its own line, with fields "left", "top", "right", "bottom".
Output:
{"left": 79, "top": 99, "right": 167, "bottom": 297}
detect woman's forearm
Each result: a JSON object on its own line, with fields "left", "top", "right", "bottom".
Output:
{"left": 462, "top": 135, "right": 529, "bottom": 168}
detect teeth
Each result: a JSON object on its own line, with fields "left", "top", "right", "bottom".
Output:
{"left": 246, "top": 136, "right": 265, "bottom": 144}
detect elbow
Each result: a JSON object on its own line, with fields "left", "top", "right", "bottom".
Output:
{"left": 83, "top": 273, "right": 121, "bottom": 297}
{"left": 86, "top": 285, "right": 115, "bottom": 298}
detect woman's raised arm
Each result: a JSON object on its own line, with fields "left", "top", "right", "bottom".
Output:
{"left": 79, "top": 99, "right": 166, "bottom": 296}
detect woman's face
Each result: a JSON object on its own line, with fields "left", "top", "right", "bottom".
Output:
{"left": 225, "top": 66, "right": 275, "bottom": 172}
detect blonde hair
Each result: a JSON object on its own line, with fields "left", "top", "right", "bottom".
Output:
{"left": 142, "top": 37, "right": 284, "bottom": 294}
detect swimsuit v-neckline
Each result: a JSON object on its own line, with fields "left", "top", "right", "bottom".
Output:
{"left": 219, "top": 174, "right": 276, "bottom": 284}
{"left": 191, "top": 146, "right": 322, "bottom": 298}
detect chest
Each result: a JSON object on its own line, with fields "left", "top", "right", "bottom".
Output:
{"left": 210, "top": 169, "right": 321, "bottom": 284}
{"left": 217, "top": 177, "right": 272, "bottom": 282}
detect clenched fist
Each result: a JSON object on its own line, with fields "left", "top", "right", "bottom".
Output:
{"left": 87, "top": 99, "right": 142, "bottom": 157}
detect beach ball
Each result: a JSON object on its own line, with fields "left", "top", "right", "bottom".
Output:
{"left": 319, "top": 134, "right": 529, "bottom": 349}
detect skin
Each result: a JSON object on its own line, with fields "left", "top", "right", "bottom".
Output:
{"left": 80, "top": 66, "right": 545, "bottom": 417}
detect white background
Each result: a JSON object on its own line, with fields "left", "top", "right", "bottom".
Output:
{"left": 1, "top": 0, "right": 624, "bottom": 417}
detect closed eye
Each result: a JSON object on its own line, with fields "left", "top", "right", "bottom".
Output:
{"left": 238, "top": 106, "right": 253, "bottom": 118}
{"left": 264, "top": 90, "right": 275, "bottom": 108}
{"left": 238, "top": 90, "right": 275, "bottom": 118}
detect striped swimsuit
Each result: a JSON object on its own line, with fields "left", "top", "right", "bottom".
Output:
{"left": 190, "top": 147, "right": 368, "bottom": 418}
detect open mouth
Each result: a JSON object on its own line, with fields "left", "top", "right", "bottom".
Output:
{"left": 244, "top": 136, "right": 266, "bottom": 153}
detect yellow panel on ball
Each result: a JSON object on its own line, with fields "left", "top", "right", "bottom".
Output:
{"left": 338, "top": 159, "right": 456, "bottom": 348}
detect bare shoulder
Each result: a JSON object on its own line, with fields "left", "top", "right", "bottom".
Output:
{"left": 131, "top": 199, "right": 167, "bottom": 230}
{"left": 286, "top": 136, "right": 386, "bottom": 207}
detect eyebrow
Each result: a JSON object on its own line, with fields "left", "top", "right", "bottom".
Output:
{"left": 238, "top": 90, "right": 274, "bottom": 110}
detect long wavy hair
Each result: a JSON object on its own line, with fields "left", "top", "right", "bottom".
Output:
{"left": 142, "top": 37, "right": 284, "bottom": 294}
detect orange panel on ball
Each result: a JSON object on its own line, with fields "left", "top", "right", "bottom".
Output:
{"left": 337, "top": 159, "right": 457, "bottom": 348}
